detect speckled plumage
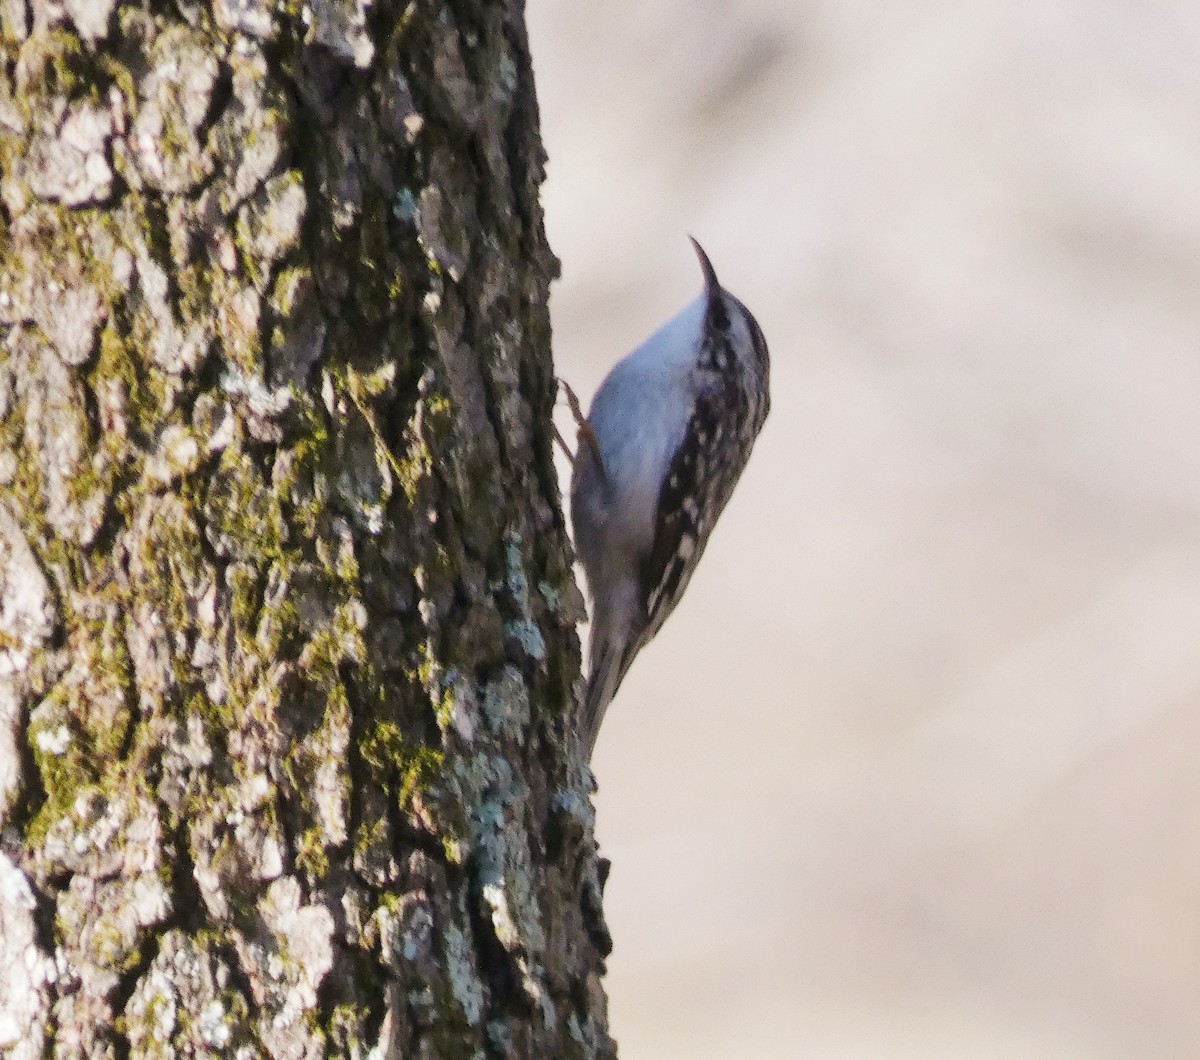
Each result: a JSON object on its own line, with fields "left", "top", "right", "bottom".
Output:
{"left": 571, "top": 239, "right": 770, "bottom": 756}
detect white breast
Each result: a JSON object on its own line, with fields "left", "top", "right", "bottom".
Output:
{"left": 585, "top": 297, "right": 706, "bottom": 558}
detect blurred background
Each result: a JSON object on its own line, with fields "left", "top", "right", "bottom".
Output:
{"left": 527, "top": 2, "right": 1200, "bottom": 1057}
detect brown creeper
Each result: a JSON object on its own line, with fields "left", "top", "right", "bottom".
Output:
{"left": 570, "top": 238, "right": 770, "bottom": 756}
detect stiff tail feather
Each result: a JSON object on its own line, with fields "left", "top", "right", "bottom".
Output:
{"left": 580, "top": 634, "right": 637, "bottom": 758}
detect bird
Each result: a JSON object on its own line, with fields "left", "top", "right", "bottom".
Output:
{"left": 569, "top": 238, "right": 770, "bottom": 757}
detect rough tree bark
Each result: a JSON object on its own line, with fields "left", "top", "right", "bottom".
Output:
{"left": 0, "top": 0, "right": 614, "bottom": 1056}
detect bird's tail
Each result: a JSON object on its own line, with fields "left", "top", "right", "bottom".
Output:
{"left": 580, "top": 621, "right": 639, "bottom": 759}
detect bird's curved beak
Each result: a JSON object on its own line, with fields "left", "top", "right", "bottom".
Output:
{"left": 689, "top": 236, "right": 720, "bottom": 297}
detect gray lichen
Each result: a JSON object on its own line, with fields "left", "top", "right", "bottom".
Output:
{"left": 0, "top": 853, "right": 52, "bottom": 1055}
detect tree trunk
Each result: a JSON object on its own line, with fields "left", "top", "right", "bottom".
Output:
{"left": 0, "top": 0, "right": 613, "bottom": 1056}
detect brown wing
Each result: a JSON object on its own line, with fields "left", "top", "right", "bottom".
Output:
{"left": 640, "top": 390, "right": 726, "bottom": 642}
